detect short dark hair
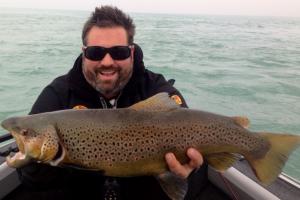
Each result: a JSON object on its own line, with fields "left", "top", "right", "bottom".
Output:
{"left": 82, "top": 6, "right": 135, "bottom": 45}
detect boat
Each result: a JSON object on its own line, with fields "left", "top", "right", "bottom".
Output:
{"left": 1, "top": 132, "right": 300, "bottom": 200}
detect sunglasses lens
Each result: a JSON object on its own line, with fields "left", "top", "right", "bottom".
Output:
{"left": 109, "top": 46, "right": 131, "bottom": 60}
{"left": 84, "top": 46, "right": 131, "bottom": 61}
{"left": 84, "top": 46, "right": 106, "bottom": 61}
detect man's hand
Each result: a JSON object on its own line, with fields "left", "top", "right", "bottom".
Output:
{"left": 165, "top": 148, "right": 203, "bottom": 179}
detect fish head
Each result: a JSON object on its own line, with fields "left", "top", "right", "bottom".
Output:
{"left": 1, "top": 116, "right": 60, "bottom": 168}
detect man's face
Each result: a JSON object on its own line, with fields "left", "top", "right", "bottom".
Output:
{"left": 82, "top": 26, "right": 134, "bottom": 99}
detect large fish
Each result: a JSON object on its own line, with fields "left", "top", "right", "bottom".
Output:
{"left": 1, "top": 93, "right": 300, "bottom": 199}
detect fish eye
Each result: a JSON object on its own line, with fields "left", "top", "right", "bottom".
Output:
{"left": 20, "top": 129, "right": 28, "bottom": 136}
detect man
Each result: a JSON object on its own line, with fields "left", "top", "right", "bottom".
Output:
{"left": 16, "top": 6, "right": 207, "bottom": 200}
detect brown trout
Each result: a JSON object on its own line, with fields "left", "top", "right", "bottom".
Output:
{"left": 1, "top": 93, "right": 300, "bottom": 198}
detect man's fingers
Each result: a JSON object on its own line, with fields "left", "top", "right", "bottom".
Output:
{"left": 165, "top": 149, "right": 203, "bottom": 179}
{"left": 165, "top": 153, "right": 188, "bottom": 178}
{"left": 187, "top": 148, "right": 203, "bottom": 168}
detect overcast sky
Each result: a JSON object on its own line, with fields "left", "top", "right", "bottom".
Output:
{"left": 1, "top": 0, "right": 300, "bottom": 17}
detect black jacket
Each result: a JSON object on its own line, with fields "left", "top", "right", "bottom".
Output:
{"left": 16, "top": 45, "right": 208, "bottom": 200}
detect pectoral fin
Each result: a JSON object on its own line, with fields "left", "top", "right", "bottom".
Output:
{"left": 156, "top": 172, "right": 188, "bottom": 200}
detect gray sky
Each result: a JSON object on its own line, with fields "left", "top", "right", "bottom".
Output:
{"left": 1, "top": 0, "right": 300, "bottom": 17}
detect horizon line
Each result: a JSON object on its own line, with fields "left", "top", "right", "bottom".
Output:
{"left": 1, "top": 6, "right": 300, "bottom": 18}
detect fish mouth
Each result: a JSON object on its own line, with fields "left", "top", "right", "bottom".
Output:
{"left": 6, "top": 151, "right": 32, "bottom": 168}
{"left": 6, "top": 131, "right": 30, "bottom": 168}
{"left": 6, "top": 135, "right": 65, "bottom": 168}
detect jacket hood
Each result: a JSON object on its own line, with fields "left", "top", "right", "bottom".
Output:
{"left": 67, "top": 43, "right": 146, "bottom": 100}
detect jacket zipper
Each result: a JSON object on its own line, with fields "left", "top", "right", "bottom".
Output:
{"left": 99, "top": 92, "right": 122, "bottom": 109}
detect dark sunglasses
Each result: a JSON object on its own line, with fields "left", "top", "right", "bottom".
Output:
{"left": 83, "top": 45, "right": 133, "bottom": 61}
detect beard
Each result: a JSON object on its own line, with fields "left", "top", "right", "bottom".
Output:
{"left": 82, "top": 62, "right": 133, "bottom": 99}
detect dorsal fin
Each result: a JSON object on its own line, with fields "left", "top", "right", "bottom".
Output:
{"left": 129, "top": 92, "right": 180, "bottom": 112}
{"left": 232, "top": 116, "right": 250, "bottom": 128}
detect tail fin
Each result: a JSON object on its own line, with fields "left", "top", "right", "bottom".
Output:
{"left": 247, "top": 132, "right": 300, "bottom": 185}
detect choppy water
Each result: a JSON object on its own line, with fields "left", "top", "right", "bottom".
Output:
{"left": 0, "top": 8, "right": 300, "bottom": 180}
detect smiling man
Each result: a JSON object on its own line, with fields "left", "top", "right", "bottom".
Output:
{"left": 82, "top": 26, "right": 134, "bottom": 99}
{"left": 16, "top": 6, "right": 207, "bottom": 200}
